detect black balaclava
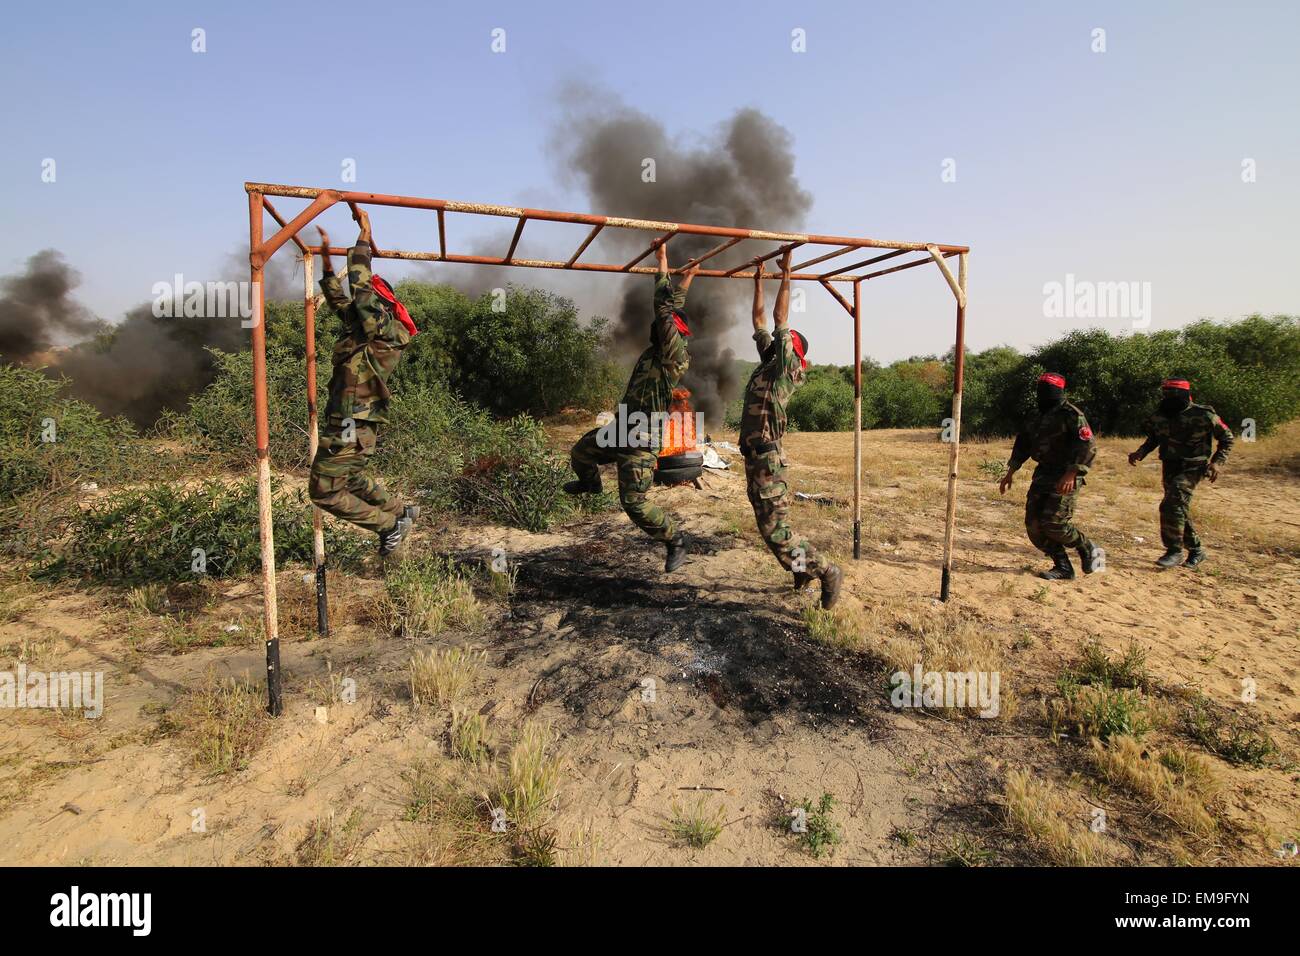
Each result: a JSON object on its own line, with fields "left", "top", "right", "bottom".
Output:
{"left": 1159, "top": 379, "right": 1192, "bottom": 416}
{"left": 1036, "top": 373, "right": 1066, "bottom": 413}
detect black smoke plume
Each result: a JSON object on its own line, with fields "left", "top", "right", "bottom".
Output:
{"left": 0, "top": 250, "right": 102, "bottom": 363}
{"left": 1, "top": 246, "right": 297, "bottom": 426}
{"left": 552, "top": 89, "right": 813, "bottom": 423}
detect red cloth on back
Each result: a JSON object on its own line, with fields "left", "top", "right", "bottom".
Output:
{"left": 370, "top": 275, "right": 418, "bottom": 337}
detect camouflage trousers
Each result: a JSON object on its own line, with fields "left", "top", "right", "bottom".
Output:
{"left": 309, "top": 419, "right": 403, "bottom": 534}
{"left": 1024, "top": 479, "right": 1093, "bottom": 556}
{"left": 570, "top": 427, "right": 676, "bottom": 543}
{"left": 744, "top": 447, "right": 826, "bottom": 576}
{"left": 1160, "top": 461, "right": 1205, "bottom": 550}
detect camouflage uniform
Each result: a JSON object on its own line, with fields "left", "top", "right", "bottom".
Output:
{"left": 569, "top": 275, "right": 689, "bottom": 542}
{"left": 738, "top": 327, "right": 826, "bottom": 576}
{"left": 1008, "top": 401, "right": 1097, "bottom": 558}
{"left": 308, "top": 240, "right": 412, "bottom": 534}
{"left": 1132, "top": 403, "right": 1233, "bottom": 550}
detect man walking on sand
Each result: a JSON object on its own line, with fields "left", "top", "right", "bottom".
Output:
{"left": 1128, "top": 378, "right": 1234, "bottom": 568}
{"left": 998, "top": 372, "right": 1101, "bottom": 581}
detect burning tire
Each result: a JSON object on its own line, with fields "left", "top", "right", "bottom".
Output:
{"left": 654, "top": 450, "right": 704, "bottom": 485}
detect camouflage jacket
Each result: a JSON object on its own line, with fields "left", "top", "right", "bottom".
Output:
{"left": 1008, "top": 400, "right": 1097, "bottom": 484}
{"left": 619, "top": 275, "right": 690, "bottom": 420}
{"left": 740, "top": 326, "right": 802, "bottom": 448}
{"left": 1134, "top": 403, "right": 1233, "bottom": 465}
{"left": 320, "top": 241, "right": 411, "bottom": 424}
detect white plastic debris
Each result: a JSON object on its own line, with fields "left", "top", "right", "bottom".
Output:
{"left": 79, "top": 482, "right": 98, "bottom": 492}
{"left": 701, "top": 446, "right": 729, "bottom": 470}
{"left": 224, "top": 624, "right": 242, "bottom": 633}
{"left": 1134, "top": 536, "right": 1145, "bottom": 543}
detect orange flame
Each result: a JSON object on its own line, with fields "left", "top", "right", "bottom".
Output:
{"left": 658, "top": 388, "right": 696, "bottom": 457}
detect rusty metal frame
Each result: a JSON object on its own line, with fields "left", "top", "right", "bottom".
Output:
{"left": 245, "top": 181, "right": 970, "bottom": 715}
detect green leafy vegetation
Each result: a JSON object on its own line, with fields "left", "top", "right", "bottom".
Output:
{"left": 785, "top": 792, "right": 843, "bottom": 858}
{"left": 41, "top": 478, "right": 366, "bottom": 585}
{"left": 779, "top": 315, "right": 1300, "bottom": 437}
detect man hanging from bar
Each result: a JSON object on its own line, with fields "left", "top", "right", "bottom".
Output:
{"left": 309, "top": 209, "right": 419, "bottom": 556}
{"left": 564, "top": 243, "right": 696, "bottom": 572}
{"left": 738, "top": 250, "right": 842, "bottom": 608}
{"left": 998, "top": 372, "right": 1101, "bottom": 580}
{"left": 1127, "top": 377, "right": 1233, "bottom": 568}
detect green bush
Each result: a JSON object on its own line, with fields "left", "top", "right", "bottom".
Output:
{"left": 0, "top": 364, "right": 138, "bottom": 503}
{"left": 787, "top": 370, "right": 855, "bottom": 431}
{"left": 769, "top": 315, "right": 1300, "bottom": 438}
{"left": 962, "top": 316, "right": 1300, "bottom": 438}
{"left": 862, "top": 366, "right": 944, "bottom": 430}
{"left": 166, "top": 339, "right": 327, "bottom": 471}
{"left": 397, "top": 282, "right": 622, "bottom": 417}
{"left": 43, "top": 477, "right": 366, "bottom": 585}
{"left": 378, "top": 383, "right": 581, "bottom": 532}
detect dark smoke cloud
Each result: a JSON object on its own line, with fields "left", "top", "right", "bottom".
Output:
{"left": 550, "top": 87, "right": 813, "bottom": 423}
{"left": 1, "top": 245, "right": 298, "bottom": 426}
{"left": 0, "top": 250, "right": 103, "bottom": 363}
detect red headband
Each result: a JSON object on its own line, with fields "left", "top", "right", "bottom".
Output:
{"left": 1161, "top": 379, "right": 1190, "bottom": 391}
{"left": 1038, "top": 373, "right": 1065, "bottom": 388}
{"left": 791, "top": 330, "right": 807, "bottom": 369}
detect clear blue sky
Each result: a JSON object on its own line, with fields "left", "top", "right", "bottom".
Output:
{"left": 2, "top": 0, "right": 1296, "bottom": 363}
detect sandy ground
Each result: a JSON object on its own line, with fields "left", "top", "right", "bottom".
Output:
{"left": 1, "top": 422, "right": 1296, "bottom": 866}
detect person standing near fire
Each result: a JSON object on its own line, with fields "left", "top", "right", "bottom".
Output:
{"left": 739, "top": 251, "right": 842, "bottom": 609}
{"left": 565, "top": 244, "right": 698, "bottom": 572}
{"left": 1127, "top": 378, "right": 1233, "bottom": 568}
{"left": 997, "top": 372, "right": 1101, "bottom": 580}
{"left": 309, "top": 209, "right": 419, "bottom": 556}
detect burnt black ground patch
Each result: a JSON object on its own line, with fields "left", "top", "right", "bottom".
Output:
{"left": 464, "top": 544, "right": 888, "bottom": 731}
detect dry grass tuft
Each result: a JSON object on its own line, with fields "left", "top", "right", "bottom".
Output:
{"left": 399, "top": 762, "right": 508, "bottom": 866}
{"left": 450, "top": 706, "right": 494, "bottom": 767}
{"left": 382, "top": 555, "right": 485, "bottom": 638}
{"left": 1003, "top": 769, "right": 1113, "bottom": 866}
{"left": 295, "top": 808, "right": 367, "bottom": 866}
{"left": 409, "top": 646, "right": 485, "bottom": 709}
{"left": 166, "top": 671, "right": 269, "bottom": 775}
{"left": 494, "top": 720, "right": 563, "bottom": 829}
{"left": 1090, "top": 736, "right": 1219, "bottom": 836}
{"left": 667, "top": 796, "right": 726, "bottom": 849}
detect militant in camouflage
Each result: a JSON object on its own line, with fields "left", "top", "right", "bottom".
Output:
{"left": 739, "top": 255, "right": 840, "bottom": 608}
{"left": 567, "top": 255, "right": 694, "bottom": 553}
{"left": 1129, "top": 379, "right": 1233, "bottom": 562}
{"left": 308, "top": 235, "right": 413, "bottom": 538}
{"left": 1003, "top": 374, "right": 1099, "bottom": 579}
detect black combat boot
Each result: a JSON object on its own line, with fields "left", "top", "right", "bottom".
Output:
{"left": 1155, "top": 548, "right": 1185, "bottom": 568}
{"left": 378, "top": 517, "right": 409, "bottom": 557}
{"left": 1038, "top": 551, "right": 1075, "bottom": 580}
{"left": 664, "top": 533, "right": 688, "bottom": 572}
{"left": 793, "top": 571, "right": 816, "bottom": 591}
{"left": 1077, "top": 541, "right": 1101, "bottom": 574}
{"left": 563, "top": 477, "right": 602, "bottom": 495}
{"left": 819, "top": 564, "right": 843, "bottom": 609}
{"left": 1185, "top": 547, "right": 1207, "bottom": 568}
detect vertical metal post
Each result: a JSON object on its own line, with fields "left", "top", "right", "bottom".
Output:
{"left": 249, "top": 192, "right": 283, "bottom": 715}
{"left": 852, "top": 279, "right": 863, "bottom": 559}
{"left": 940, "top": 252, "right": 968, "bottom": 602}
{"left": 303, "top": 254, "right": 329, "bottom": 638}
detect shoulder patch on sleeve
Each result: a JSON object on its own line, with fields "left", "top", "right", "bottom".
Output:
{"left": 1078, "top": 424, "right": 1093, "bottom": 441}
